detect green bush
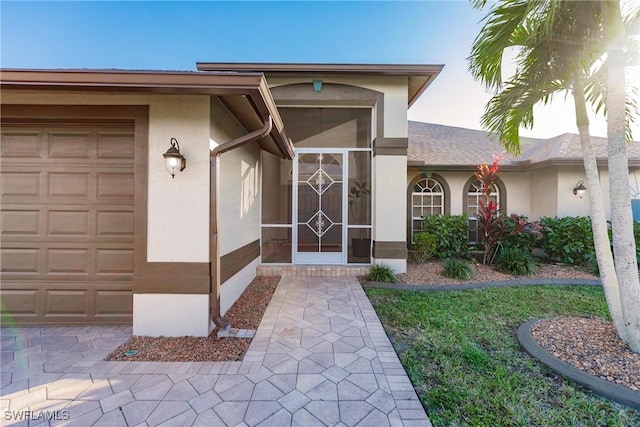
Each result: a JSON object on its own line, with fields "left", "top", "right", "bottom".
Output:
{"left": 495, "top": 246, "right": 537, "bottom": 276}
{"left": 540, "top": 216, "right": 595, "bottom": 265}
{"left": 442, "top": 259, "right": 473, "bottom": 281}
{"left": 422, "top": 215, "right": 470, "bottom": 259}
{"left": 368, "top": 263, "right": 398, "bottom": 283}
{"left": 412, "top": 232, "right": 437, "bottom": 262}
{"left": 501, "top": 214, "right": 540, "bottom": 253}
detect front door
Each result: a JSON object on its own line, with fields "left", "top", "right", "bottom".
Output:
{"left": 294, "top": 152, "right": 344, "bottom": 264}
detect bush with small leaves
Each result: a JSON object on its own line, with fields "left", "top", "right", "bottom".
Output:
{"left": 412, "top": 232, "right": 437, "bottom": 262}
{"left": 495, "top": 246, "right": 537, "bottom": 276}
{"left": 442, "top": 259, "right": 473, "bottom": 281}
{"left": 421, "top": 215, "right": 470, "bottom": 259}
{"left": 368, "top": 263, "right": 398, "bottom": 283}
{"left": 540, "top": 216, "right": 595, "bottom": 265}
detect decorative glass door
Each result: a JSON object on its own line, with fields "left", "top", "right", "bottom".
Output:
{"left": 295, "top": 152, "right": 344, "bottom": 264}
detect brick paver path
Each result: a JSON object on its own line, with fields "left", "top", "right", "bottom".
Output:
{"left": 1, "top": 276, "right": 431, "bottom": 426}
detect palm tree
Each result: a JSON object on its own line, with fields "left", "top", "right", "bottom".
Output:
{"left": 602, "top": 1, "right": 640, "bottom": 351}
{"left": 469, "top": 0, "right": 640, "bottom": 351}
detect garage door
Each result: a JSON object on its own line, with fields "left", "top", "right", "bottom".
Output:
{"left": 1, "top": 118, "right": 135, "bottom": 324}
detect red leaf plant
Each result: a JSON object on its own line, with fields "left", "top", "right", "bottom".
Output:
{"left": 476, "top": 156, "right": 505, "bottom": 265}
{"left": 475, "top": 156, "right": 541, "bottom": 264}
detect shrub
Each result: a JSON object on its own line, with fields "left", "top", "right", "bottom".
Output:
{"left": 540, "top": 216, "right": 595, "bottom": 265}
{"left": 412, "top": 232, "right": 437, "bottom": 262}
{"left": 368, "top": 263, "right": 398, "bottom": 283}
{"left": 501, "top": 214, "right": 541, "bottom": 253}
{"left": 422, "top": 215, "right": 470, "bottom": 259}
{"left": 442, "top": 259, "right": 473, "bottom": 281}
{"left": 495, "top": 247, "right": 537, "bottom": 276}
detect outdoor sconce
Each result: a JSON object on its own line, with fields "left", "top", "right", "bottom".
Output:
{"left": 163, "top": 138, "right": 186, "bottom": 178}
{"left": 573, "top": 180, "right": 587, "bottom": 198}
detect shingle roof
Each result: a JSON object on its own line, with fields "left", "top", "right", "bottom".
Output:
{"left": 408, "top": 121, "right": 640, "bottom": 168}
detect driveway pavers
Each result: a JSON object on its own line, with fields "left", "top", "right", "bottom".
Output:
{"left": 1, "top": 276, "right": 431, "bottom": 426}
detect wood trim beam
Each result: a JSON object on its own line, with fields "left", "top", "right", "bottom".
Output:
{"left": 372, "top": 241, "right": 407, "bottom": 259}
{"left": 221, "top": 239, "right": 261, "bottom": 284}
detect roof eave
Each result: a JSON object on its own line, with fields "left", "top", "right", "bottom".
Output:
{"left": 0, "top": 68, "right": 267, "bottom": 95}
{"left": 1, "top": 68, "right": 294, "bottom": 160}
{"left": 197, "top": 62, "right": 445, "bottom": 107}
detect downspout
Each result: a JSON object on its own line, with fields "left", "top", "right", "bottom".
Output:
{"left": 210, "top": 115, "right": 273, "bottom": 329}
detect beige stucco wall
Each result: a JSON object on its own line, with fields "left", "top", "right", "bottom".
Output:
{"left": 2, "top": 91, "right": 211, "bottom": 263}
{"left": 407, "top": 169, "right": 530, "bottom": 219}
{"left": 407, "top": 165, "right": 640, "bottom": 222}
{"left": 374, "top": 156, "right": 407, "bottom": 242}
{"left": 529, "top": 167, "right": 559, "bottom": 220}
{"left": 557, "top": 166, "right": 611, "bottom": 218}
{"left": 209, "top": 98, "right": 262, "bottom": 256}
{"left": 268, "top": 75, "right": 409, "bottom": 138}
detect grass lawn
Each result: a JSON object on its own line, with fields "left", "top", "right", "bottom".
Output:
{"left": 366, "top": 285, "right": 640, "bottom": 426}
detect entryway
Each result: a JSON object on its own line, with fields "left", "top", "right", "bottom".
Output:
{"left": 294, "top": 151, "right": 345, "bottom": 264}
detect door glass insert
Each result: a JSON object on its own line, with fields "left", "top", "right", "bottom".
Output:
{"left": 297, "top": 153, "right": 343, "bottom": 256}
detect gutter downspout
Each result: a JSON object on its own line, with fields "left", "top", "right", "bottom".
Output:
{"left": 210, "top": 115, "right": 273, "bottom": 330}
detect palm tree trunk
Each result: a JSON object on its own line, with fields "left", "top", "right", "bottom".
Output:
{"left": 572, "top": 77, "right": 626, "bottom": 341}
{"left": 603, "top": 0, "right": 640, "bottom": 352}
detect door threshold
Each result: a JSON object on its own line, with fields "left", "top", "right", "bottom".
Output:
{"left": 257, "top": 264, "right": 371, "bottom": 277}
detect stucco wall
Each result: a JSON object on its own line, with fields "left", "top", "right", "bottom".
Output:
{"left": 374, "top": 156, "right": 407, "bottom": 242}
{"left": 407, "top": 166, "right": 640, "bottom": 222}
{"left": 407, "top": 170, "right": 529, "bottom": 217}
{"left": 268, "top": 75, "right": 409, "bottom": 138}
{"left": 209, "top": 98, "right": 262, "bottom": 257}
{"left": 557, "top": 166, "right": 611, "bottom": 218}
{"left": 2, "top": 90, "right": 211, "bottom": 263}
{"left": 529, "top": 167, "right": 559, "bottom": 220}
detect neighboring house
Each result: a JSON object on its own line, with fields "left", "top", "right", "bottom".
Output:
{"left": 407, "top": 121, "right": 640, "bottom": 243}
{"left": 0, "top": 63, "right": 443, "bottom": 336}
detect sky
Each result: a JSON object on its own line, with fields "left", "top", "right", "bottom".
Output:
{"left": 0, "top": 0, "right": 634, "bottom": 140}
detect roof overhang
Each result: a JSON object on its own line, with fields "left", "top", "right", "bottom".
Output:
{"left": 196, "top": 62, "right": 444, "bottom": 107}
{"left": 408, "top": 158, "right": 640, "bottom": 171}
{"left": 0, "top": 68, "right": 294, "bottom": 159}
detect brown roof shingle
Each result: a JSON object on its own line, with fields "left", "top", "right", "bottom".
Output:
{"left": 408, "top": 121, "right": 640, "bottom": 168}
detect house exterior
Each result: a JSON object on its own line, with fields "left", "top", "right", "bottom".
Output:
{"left": 407, "top": 122, "right": 640, "bottom": 243}
{"left": 0, "top": 63, "right": 443, "bottom": 336}
{"left": 2, "top": 64, "right": 637, "bottom": 336}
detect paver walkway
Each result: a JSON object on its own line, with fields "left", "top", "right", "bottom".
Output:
{"left": 1, "top": 276, "right": 431, "bottom": 426}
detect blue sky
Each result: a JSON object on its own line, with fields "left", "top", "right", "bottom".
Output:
{"left": 0, "top": 1, "right": 619, "bottom": 138}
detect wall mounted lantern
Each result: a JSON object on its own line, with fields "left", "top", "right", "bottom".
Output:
{"left": 573, "top": 180, "right": 587, "bottom": 198}
{"left": 163, "top": 138, "right": 186, "bottom": 178}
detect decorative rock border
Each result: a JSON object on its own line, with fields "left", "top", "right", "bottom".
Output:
{"left": 517, "top": 319, "right": 640, "bottom": 410}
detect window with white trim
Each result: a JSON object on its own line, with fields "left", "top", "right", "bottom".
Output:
{"left": 411, "top": 177, "right": 445, "bottom": 238}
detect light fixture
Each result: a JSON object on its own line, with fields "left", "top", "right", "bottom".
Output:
{"left": 163, "top": 138, "right": 186, "bottom": 178}
{"left": 573, "top": 180, "right": 587, "bottom": 198}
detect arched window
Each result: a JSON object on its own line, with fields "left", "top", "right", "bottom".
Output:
{"left": 408, "top": 174, "right": 449, "bottom": 240}
{"left": 464, "top": 177, "right": 505, "bottom": 243}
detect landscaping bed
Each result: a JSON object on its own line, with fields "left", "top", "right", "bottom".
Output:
{"left": 105, "top": 276, "right": 280, "bottom": 362}
{"left": 399, "top": 260, "right": 598, "bottom": 286}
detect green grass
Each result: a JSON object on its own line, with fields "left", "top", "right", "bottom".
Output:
{"left": 366, "top": 286, "right": 640, "bottom": 426}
